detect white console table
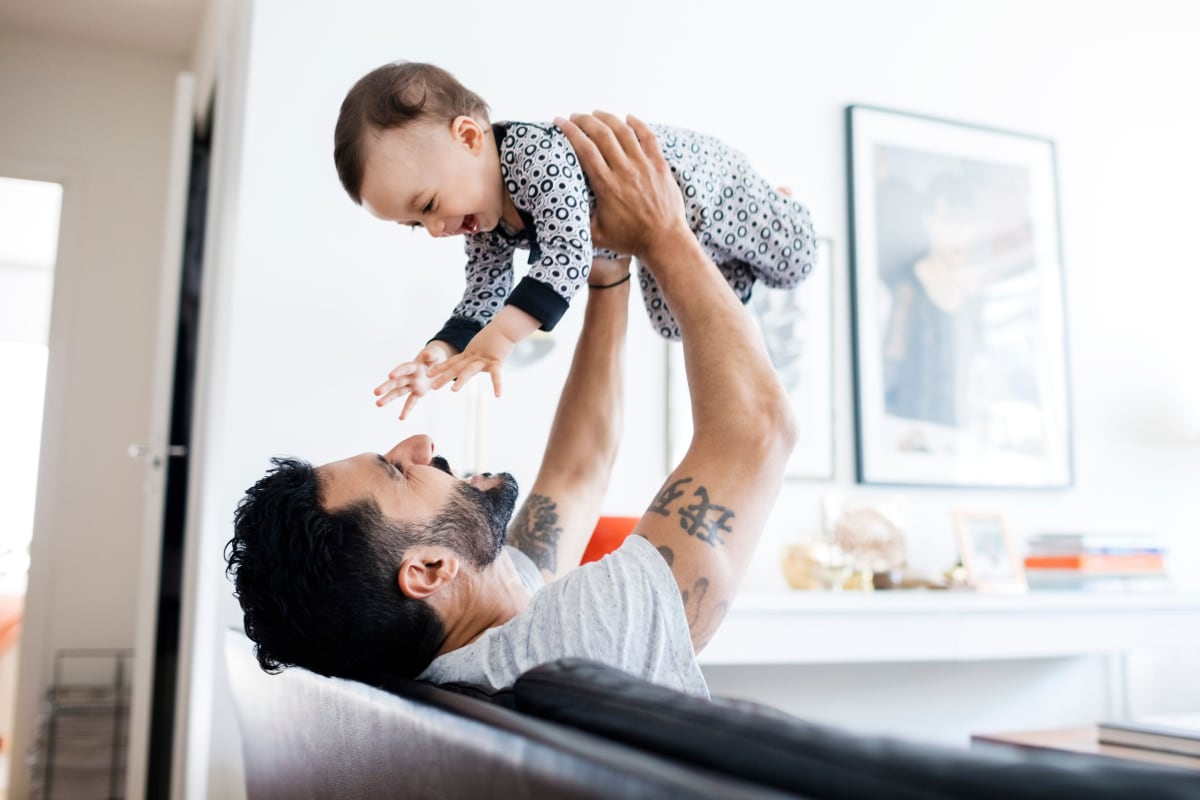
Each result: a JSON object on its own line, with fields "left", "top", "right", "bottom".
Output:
{"left": 700, "top": 591, "right": 1200, "bottom": 666}
{"left": 701, "top": 591, "right": 1200, "bottom": 716}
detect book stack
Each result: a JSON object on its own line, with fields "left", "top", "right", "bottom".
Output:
{"left": 1023, "top": 532, "right": 1171, "bottom": 593}
{"left": 1099, "top": 712, "right": 1200, "bottom": 759}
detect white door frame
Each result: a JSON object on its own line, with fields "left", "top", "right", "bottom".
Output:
{"left": 124, "top": 71, "right": 196, "bottom": 800}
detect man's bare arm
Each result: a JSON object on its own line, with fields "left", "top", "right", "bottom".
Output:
{"left": 507, "top": 258, "right": 630, "bottom": 582}
{"left": 558, "top": 113, "right": 797, "bottom": 651}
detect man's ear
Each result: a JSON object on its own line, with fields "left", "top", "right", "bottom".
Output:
{"left": 397, "top": 548, "right": 461, "bottom": 600}
{"left": 451, "top": 115, "right": 485, "bottom": 154}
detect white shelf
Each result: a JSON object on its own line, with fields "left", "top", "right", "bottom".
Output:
{"left": 698, "top": 591, "right": 1200, "bottom": 666}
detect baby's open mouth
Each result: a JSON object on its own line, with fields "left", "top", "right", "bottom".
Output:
{"left": 460, "top": 214, "right": 479, "bottom": 234}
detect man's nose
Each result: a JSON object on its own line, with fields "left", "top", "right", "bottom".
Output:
{"left": 386, "top": 435, "right": 435, "bottom": 467}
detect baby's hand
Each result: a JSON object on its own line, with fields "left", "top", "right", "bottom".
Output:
{"left": 428, "top": 323, "right": 516, "bottom": 398}
{"left": 375, "top": 341, "right": 455, "bottom": 420}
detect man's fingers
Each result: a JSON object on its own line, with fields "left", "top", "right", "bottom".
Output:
{"left": 625, "top": 115, "right": 665, "bottom": 168}
{"left": 592, "top": 110, "right": 642, "bottom": 160}
{"left": 559, "top": 115, "right": 614, "bottom": 196}
{"left": 568, "top": 112, "right": 624, "bottom": 167}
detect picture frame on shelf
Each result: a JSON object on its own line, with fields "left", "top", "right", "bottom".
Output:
{"left": 666, "top": 237, "right": 834, "bottom": 480}
{"left": 953, "top": 511, "right": 1026, "bottom": 592}
{"left": 846, "top": 104, "right": 1072, "bottom": 488}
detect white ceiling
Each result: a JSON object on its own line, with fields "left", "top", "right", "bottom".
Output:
{"left": 0, "top": 0, "right": 206, "bottom": 58}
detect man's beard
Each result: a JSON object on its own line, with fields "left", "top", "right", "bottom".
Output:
{"left": 441, "top": 472, "right": 519, "bottom": 568}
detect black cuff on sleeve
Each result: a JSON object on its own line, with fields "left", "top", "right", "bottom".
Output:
{"left": 428, "top": 317, "right": 484, "bottom": 353}
{"left": 507, "top": 276, "right": 570, "bottom": 331}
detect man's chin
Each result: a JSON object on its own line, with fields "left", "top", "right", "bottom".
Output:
{"left": 483, "top": 472, "right": 519, "bottom": 524}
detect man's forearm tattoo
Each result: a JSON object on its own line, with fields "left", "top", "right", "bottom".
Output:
{"left": 684, "top": 577, "right": 729, "bottom": 648}
{"left": 657, "top": 544, "right": 729, "bottom": 647}
{"left": 508, "top": 493, "right": 562, "bottom": 573}
{"left": 649, "top": 476, "right": 735, "bottom": 548}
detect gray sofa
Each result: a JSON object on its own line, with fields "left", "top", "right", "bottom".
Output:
{"left": 224, "top": 630, "right": 1199, "bottom": 799}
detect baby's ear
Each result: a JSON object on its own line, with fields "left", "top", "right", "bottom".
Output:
{"left": 452, "top": 115, "right": 486, "bottom": 152}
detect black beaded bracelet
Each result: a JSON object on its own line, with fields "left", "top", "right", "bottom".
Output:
{"left": 588, "top": 273, "right": 632, "bottom": 290}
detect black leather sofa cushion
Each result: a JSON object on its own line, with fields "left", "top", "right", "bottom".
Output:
{"left": 370, "top": 671, "right": 518, "bottom": 709}
{"left": 515, "top": 659, "right": 1200, "bottom": 800}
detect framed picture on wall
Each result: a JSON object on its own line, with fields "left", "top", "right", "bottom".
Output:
{"left": 953, "top": 511, "right": 1026, "bottom": 592}
{"left": 667, "top": 237, "right": 834, "bottom": 480}
{"left": 846, "top": 105, "right": 1072, "bottom": 488}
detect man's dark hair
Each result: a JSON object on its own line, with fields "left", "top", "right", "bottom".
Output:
{"left": 333, "top": 61, "right": 490, "bottom": 204}
{"left": 225, "top": 457, "right": 445, "bottom": 680}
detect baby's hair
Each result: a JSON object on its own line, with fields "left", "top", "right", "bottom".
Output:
{"left": 334, "top": 61, "right": 490, "bottom": 204}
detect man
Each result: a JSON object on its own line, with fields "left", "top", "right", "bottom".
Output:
{"left": 226, "top": 113, "right": 797, "bottom": 696}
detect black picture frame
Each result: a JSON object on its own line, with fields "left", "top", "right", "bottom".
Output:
{"left": 846, "top": 105, "right": 1073, "bottom": 488}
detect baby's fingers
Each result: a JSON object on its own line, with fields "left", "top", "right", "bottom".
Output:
{"left": 399, "top": 392, "right": 421, "bottom": 420}
{"left": 487, "top": 366, "right": 503, "bottom": 398}
{"left": 375, "top": 385, "right": 411, "bottom": 408}
{"left": 389, "top": 361, "right": 422, "bottom": 380}
{"left": 431, "top": 358, "right": 483, "bottom": 392}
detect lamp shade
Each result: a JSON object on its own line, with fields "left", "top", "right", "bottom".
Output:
{"left": 580, "top": 516, "right": 640, "bottom": 565}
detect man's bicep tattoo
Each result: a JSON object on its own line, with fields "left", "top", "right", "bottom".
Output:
{"left": 508, "top": 493, "right": 563, "bottom": 573}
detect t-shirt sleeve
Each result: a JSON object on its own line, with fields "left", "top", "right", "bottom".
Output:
{"left": 505, "top": 546, "right": 544, "bottom": 595}
{"left": 500, "top": 123, "right": 595, "bottom": 332}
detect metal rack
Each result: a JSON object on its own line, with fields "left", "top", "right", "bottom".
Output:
{"left": 29, "top": 649, "right": 132, "bottom": 800}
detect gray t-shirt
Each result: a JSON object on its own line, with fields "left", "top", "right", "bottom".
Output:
{"left": 418, "top": 535, "right": 709, "bottom": 697}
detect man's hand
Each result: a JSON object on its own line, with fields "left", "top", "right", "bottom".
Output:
{"left": 555, "top": 113, "right": 690, "bottom": 261}
{"left": 375, "top": 340, "right": 456, "bottom": 420}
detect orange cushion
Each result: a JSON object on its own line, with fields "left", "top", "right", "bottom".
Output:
{"left": 580, "top": 516, "right": 640, "bottom": 565}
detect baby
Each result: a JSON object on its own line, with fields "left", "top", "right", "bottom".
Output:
{"left": 334, "top": 62, "right": 817, "bottom": 417}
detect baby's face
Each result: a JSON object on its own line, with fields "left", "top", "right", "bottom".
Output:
{"left": 360, "top": 117, "right": 505, "bottom": 238}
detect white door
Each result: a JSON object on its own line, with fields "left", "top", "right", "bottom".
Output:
{"left": 125, "top": 72, "right": 196, "bottom": 800}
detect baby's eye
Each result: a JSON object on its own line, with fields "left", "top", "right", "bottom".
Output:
{"left": 422, "top": 199, "right": 434, "bottom": 213}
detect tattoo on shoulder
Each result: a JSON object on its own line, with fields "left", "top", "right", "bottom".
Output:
{"left": 648, "top": 476, "right": 735, "bottom": 548}
{"left": 508, "top": 493, "right": 562, "bottom": 573}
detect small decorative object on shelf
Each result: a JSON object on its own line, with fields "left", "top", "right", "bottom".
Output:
{"left": 824, "top": 494, "right": 909, "bottom": 586}
{"left": 953, "top": 511, "right": 1026, "bottom": 593}
{"left": 781, "top": 540, "right": 855, "bottom": 591}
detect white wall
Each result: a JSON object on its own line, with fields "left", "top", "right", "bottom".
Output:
{"left": 190, "top": 0, "right": 1200, "bottom": 794}
{"left": 0, "top": 28, "right": 185, "bottom": 799}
